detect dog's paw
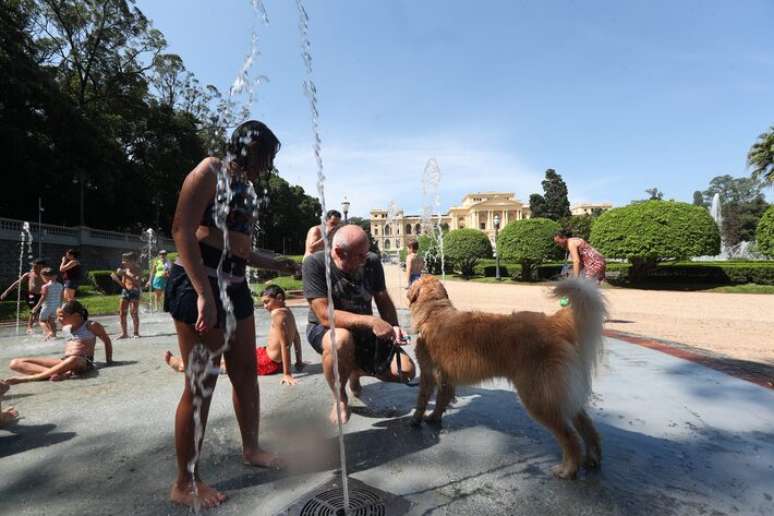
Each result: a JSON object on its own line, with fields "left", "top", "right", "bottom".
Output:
{"left": 550, "top": 463, "right": 578, "bottom": 480}
{"left": 583, "top": 452, "right": 601, "bottom": 470}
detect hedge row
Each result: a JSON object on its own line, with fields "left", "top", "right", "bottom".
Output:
{"left": 470, "top": 260, "right": 774, "bottom": 285}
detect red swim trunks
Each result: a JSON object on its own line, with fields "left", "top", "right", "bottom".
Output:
{"left": 256, "top": 346, "right": 281, "bottom": 376}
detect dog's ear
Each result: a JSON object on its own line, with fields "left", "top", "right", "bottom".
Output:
{"left": 406, "top": 281, "right": 421, "bottom": 305}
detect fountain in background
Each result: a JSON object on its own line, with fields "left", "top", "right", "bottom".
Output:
{"left": 139, "top": 228, "right": 157, "bottom": 312}
{"left": 420, "top": 158, "right": 446, "bottom": 278}
{"left": 695, "top": 193, "right": 767, "bottom": 261}
{"left": 15, "top": 222, "right": 33, "bottom": 335}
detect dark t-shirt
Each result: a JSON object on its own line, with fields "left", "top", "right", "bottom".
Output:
{"left": 302, "top": 250, "right": 386, "bottom": 325}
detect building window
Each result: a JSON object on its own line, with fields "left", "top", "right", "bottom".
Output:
{"left": 395, "top": 239, "right": 400, "bottom": 248}
{"left": 384, "top": 240, "right": 391, "bottom": 250}
{"left": 480, "top": 222, "right": 486, "bottom": 230}
{"left": 415, "top": 223, "right": 421, "bottom": 234}
{"left": 385, "top": 224, "right": 391, "bottom": 236}
{"left": 405, "top": 224, "right": 412, "bottom": 235}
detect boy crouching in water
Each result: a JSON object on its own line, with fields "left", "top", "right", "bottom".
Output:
{"left": 165, "top": 285, "right": 304, "bottom": 384}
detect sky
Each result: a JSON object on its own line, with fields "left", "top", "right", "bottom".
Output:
{"left": 136, "top": 0, "right": 773, "bottom": 218}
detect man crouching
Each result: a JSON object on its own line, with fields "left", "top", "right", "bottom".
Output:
{"left": 303, "top": 225, "right": 415, "bottom": 424}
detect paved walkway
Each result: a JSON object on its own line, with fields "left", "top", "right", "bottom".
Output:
{"left": 1, "top": 305, "right": 773, "bottom": 515}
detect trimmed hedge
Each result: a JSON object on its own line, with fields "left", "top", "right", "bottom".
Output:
{"left": 757, "top": 205, "right": 774, "bottom": 258}
{"left": 88, "top": 270, "right": 122, "bottom": 294}
{"left": 443, "top": 228, "right": 493, "bottom": 277}
{"left": 590, "top": 201, "right": 720, "bottom": 278}
{"left": 497, "top": 218, "right": 562, "bottom": 280}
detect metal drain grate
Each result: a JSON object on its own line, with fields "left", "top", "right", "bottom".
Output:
{"left": 279, "top": 476, "right": 410, "bottom": 516}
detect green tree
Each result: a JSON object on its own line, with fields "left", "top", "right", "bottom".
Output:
{"left": 498, "top": 218, "right": 562, "bottom": 280}
{"left": 348, "top": 216, "right": 379, "bottom": 254}
{"left": 529, "top": 193, "right": 546, "bottom": 219}
{"left": 756, "top": 205, "right": 774, "bottom": 257}
{"left": 442, "top": 229, "right": 492, "bottom": 277}
{"left": 590, "top": 201, "right": 720, "bottom": 280}
{"left": 417, "top": 234, "right": 443, "bottom": 275}
{"left": 254, "top": 174, "right": 321, "bottom": 254}
{"left": 558, "top": 214, "right": 594, "bottom": 241}
{"left": 747, "top": 126, "right": 774, "bottom": 183}
{"left": 702, "top": 174, "right": 768, "bottom": 246}
{"left": 541, "top": 169, "right": 571, "bottom": 220}
{"left": 692, "top": 191, "right": 705, "bottom": 206}
{"left": 645, "top": 187, "right": 664, "bottom": 200}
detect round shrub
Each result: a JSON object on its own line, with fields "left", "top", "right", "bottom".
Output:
{"left": 590, "top": 200, "right": 720, "bottom": 278}
{"left": 417, "top": 234, "right": 444, "bottom": 275}
{"left": 498, "top": 218, "right": 562, "bottom": 280}
{"left": 442, "top": 228, "right": 493, "bottom": 277}
{"left": 756, "top": 205, "right": 774, "bottom": 257}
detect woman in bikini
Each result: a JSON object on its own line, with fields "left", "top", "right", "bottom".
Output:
{"left": 60, "top": 249, "right": 82, "bottom": 301}
{"left": 165, "top": 120, "right": 298, "bottom": 509}
{"left": 553, "top": 229, "right": 607, "bottom": 283}
{"left": 5, "top": 301, "right": 113, "bottom": 384}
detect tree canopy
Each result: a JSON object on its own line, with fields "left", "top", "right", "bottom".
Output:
{"left": 529, "top": 169, "right": 570, "bottom": 221}
{"left": 748, "top": 126, "right": 774, "bottom": 183}
{"left": 497, "top": 218, "right": 562, "bottom": 280}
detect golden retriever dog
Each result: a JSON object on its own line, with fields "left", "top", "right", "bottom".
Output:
{"left": 407, "top": 275, "right": 607, "bottom": 479}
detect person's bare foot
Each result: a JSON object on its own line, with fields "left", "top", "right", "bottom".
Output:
{"left": 117, "top": 334, "right": 129, "bottom": 340}
{"left": 164, "top": 351, "right": 185, "bottom": 372}
{"left": 243, "top": 447, "right": 282, "bottom": 469}
{"left": 50, "top": 371, "right": 73, "bottom": 382}
{"left": 0, "top": 380, "right": 9, "bottom": 396}
{"left": 132, "top": 333, "right": 140, "bottom": 339}
{"left": 0, "top": 407, "right": 19, "bottom": 426}
{"left": 170, "top": 480, "right": 225, "bottom": 509}
{"left": 329, "top": 400, "right": 350, "bottom": 425}
{"left": 4, "top": 377, "right": 25, "bottom": 386}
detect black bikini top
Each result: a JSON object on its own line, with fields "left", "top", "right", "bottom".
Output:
{"left": 200, "top": 176, "right": 258, "bottom": 236}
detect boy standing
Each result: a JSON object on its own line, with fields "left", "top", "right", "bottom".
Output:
{"left": 112, "top": 252, "right": 141, "bottom": 338}
{"left": 1, "top": 259, "right": 47, "bottom": 333}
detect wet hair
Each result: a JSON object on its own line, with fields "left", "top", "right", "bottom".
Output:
{"left": 33, "top": 258, "right": 47, "bottom": 266}
{"left": 260, "top": 285, "right": 286, "bottom": 299}
{"left": 407, "top": 239, "right": 419, "bottom": 252}
{"left": 66, "top": 249, "right": 79, "bottom": 258}
{"left": 325, "top": 210, "right": 342, "bottom": 221}
{"left": 555, "top": 229, "right": 573, "bottom": 239}
{"left": 228, "top": 120, "right": 281, "bottom": 170}
{"left": 61, "top": 300, "right": 89, "bottom": 321}
{"left": 40, "top": 267, "right": 55, "bottom": 277}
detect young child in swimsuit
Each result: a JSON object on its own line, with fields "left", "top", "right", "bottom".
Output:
{"left": 1, "top": 259, "right": 46, "bottom": 334}
{"left": 30, "top": 267, "right": 64, "bottom": 340}
{"left": 405, "top": 239, "right": 424, "bottom": 287}
{"left": 164, "top": 285, "right": 305, "bottom": 384}
{"left": 112, "top": 252, "right": 142, "bottom": 338}
{"left": 5, "top": 301, "right": 113, "bottom": 384}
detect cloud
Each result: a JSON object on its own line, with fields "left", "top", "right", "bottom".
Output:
{"left": 275, "top": 136, "right": 543, "bottom": 217}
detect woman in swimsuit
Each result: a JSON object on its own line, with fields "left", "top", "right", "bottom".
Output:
{"left": 5, "top": 301, "right": 113, "bottom": 384}
{"left": 553, "top": 229, "right": 607, "bottom": 283}
{"left": 165, "top": 120, "right": 298, "bottom": 509}
{"left": 60, "top": 249, "right": 82, "bottom": 301}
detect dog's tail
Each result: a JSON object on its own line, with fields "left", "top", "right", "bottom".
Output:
{"left": 552, "top": 278, "right": 608, "bottom": 407}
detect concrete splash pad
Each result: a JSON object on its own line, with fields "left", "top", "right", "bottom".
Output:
{"left": 1, "top": 308, "right": 773, "bottom": 515}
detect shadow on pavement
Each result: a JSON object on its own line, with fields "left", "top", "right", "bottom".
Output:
{"left": 0, "top": 423, "right": 76, "bottom": 459}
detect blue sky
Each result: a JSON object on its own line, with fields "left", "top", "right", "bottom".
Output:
{"left": 136, "top": 0, "right": 773, "bottom": 217}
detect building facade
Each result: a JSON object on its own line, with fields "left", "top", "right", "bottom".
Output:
{"left": 570, "top": 202, "right": 613, "bottom": 216}
{"left": 370, "top": 192, "right": 530, "bottom": 255}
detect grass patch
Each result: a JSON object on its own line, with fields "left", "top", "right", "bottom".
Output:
{"left": 704, "top": 284, "right": 774, "bottom": 294}
{"left": 250, "top": 276, "right": 304, "bottom": 294}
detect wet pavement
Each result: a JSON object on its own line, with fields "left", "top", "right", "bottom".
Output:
{"left": 1, "top": 307, "right": 773, "bottom": 515}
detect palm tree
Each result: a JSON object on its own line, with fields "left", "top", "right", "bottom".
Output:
{"left": 748, "top": 126, "right": 774, "bottom": 183}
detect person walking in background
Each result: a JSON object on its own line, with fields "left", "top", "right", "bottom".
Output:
{"left": 148, "top": 250, "right": 171, "bottom": 312}
{"left": 304, "top": 209, "right": 342, "bottom": 257}
{"left": 60, "top": 249, "right": 82, "bottom": 301}
{"left": 1, "top": 258, "right": 47, "bottom": 334}
{"left": 553, "top": 229, "right": 607, "bottom": 284}
{"left": 112, "top": 252, "right": 142, "bottom": 339}
{"left": 405, "top": 239, "right": 424, "bottom": 287}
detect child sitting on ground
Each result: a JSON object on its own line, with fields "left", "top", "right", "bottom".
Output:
{"left": 165, "top": 285, "right": 305, "bottom": 384}
{"left": 30, "top": 267, "right": 63, "bottom": 340}
{"left": 4, "top": 301, "right": 113, "bottom": 384}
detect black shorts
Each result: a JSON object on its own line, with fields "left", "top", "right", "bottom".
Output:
{"left": 164, "top": 264, "right": 253, "bottom": 328}
{"left": 306, "top": 323, "right": 398, "bottom": 376}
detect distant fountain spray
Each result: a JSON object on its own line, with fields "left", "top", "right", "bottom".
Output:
{"left": 15, "top": 222, "right": 33, "bottom": 335}
{"left": 421, "top": 159, "right": 445, "bottom": 278}
{"left": 296, "top": 0, "right": 350, "bottom": 510}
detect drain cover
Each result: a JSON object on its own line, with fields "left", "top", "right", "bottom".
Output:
{"left": 278, "top": 476, "right": 410, "bottom": 516}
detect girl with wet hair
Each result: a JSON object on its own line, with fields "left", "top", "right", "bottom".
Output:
{"left": 4, "top": 300, "right": 113, "bottom": 384}
{"left": 165, "top": 120, "right": 297, "bottom": 509}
